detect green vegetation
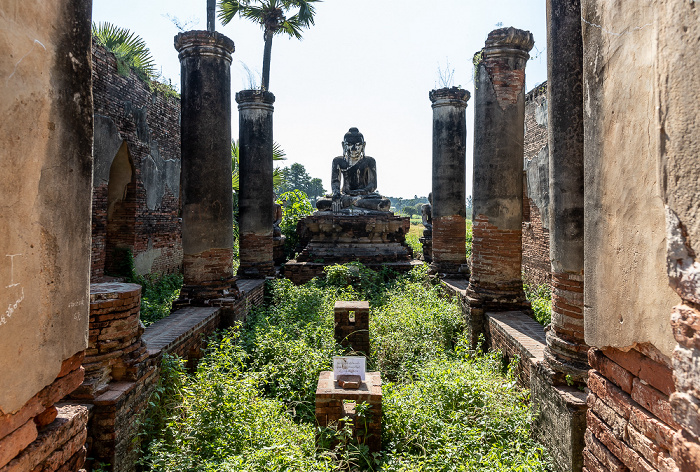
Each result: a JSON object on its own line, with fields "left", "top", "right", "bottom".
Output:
{"left": 92, "top": 22, "right": 178, "bottom": 98}
{"left": 466, "top": 218, "right": 473, "bottom": 259}
{"left": 104, "top": 248, "right": 182, "bottom": 326}
{"left": 140, "top": 263, "right": 550, "bottom": 471}
{"left": 524, "top": 283, "right": 552, "bottom": 326}
{"left": 219, "top": 0, "right": 320, "bottom": 91}
{"left": 275, "top": 163, "right": 326, "bottom": 201}
{"left": 405, "top": 223, "right": 423, "bottom": 258}
{"left": 277, "top": 189, "right": 314, "bottom": 258}
{"left": 134, "top": 273, "right": 184, "bottom": 326}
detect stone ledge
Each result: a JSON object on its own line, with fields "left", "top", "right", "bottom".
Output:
{"left": 486, "top": 310, "right": 546, "bottom": 385}
{"left": 143, "top": 307, "right": 222, "bottom": 354}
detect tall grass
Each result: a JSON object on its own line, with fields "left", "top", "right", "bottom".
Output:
{"left": 140, "top": 263, "right": 550, "bottom": 471}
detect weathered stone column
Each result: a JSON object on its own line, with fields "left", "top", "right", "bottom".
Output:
{"left": 236, "top": 90, "right": 275, "bottom": 277}
{"left": 429, "top": 87, "right": 470, "bottom": 275}
{"left": 467, "top": 27, "right": 534, "bottom": 308}
{"left": 544, "top": 0, "right": 588, "bottom": 385}
{"left": 175, "top": 31, "right": 237, "bottom": 300}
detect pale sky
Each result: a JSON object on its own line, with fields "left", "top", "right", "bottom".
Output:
{"left": 93, "top": 0, "right": 547, "bottom": 199}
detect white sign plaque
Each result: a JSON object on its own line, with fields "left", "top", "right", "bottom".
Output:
{"left": 333, "top": 356, "right": 366, "bottom": 381}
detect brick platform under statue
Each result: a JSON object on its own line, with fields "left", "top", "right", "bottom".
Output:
{"left": 315, "top": 371, "right": 382, "bottom": 453}
{"left": 285, "top": 212, "right": 419, "bottom": 284}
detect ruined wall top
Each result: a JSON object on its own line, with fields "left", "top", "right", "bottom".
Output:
{"left": 485, "top": 27, "right": 535, "bottom": 53}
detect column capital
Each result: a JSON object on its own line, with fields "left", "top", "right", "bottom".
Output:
{"left": 174, "top": 30, "right": 235, "bottom": 63}
{"left": 236, "top": 89, "right": 276, "bottom": 112}
{"left": 483, "top": 27, "right": 534, "bottom": 62}
{"left": 429, "top": 87, "right": 470, "bottom": 109}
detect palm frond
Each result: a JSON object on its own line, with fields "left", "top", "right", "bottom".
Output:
{"left": 273, "top": 142, "right": 287, "bottom": 161}
{"left": 218, "top": 0, "right": 247, "bottom": 25}
{"left": 92, "top": 22, "right": 156, "bottom": 78}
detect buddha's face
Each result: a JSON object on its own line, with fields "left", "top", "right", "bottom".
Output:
{"left": 343, "top": 138, "right": 365, "bottom": 164}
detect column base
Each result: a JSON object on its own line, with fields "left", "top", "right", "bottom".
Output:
{"left": 429, "top": 261, "right": 470, "bottom": 277}
{"left": 177, "top": 276, "right": 239, "bottom": 306}
{"left": 544, "top": 331, "right": 590, "bottom": 386}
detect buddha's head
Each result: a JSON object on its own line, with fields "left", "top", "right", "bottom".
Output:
{"left": 342, "top": 127, "right": 366, "bottom": 164}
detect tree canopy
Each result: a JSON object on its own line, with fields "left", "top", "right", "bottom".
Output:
{"left": 218, "top": 0, "right": 320, "bottom": 91}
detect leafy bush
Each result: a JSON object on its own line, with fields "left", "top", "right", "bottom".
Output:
{"left": 145, "top": 334, "right": 332, "bottom": 472}
{"left": 370, "top": 265, "right": 463, "bottom": 381}
{"left": 142, "top": 263, "right": 550, "bottom": 471}
{"left": 132, "top": 273, "right": 183, "bottom": 326}
{"left": 524, "top": 283, "right": 552, "bottom": 326}
{"left": 381, "top": 351, "right": 551, "bottom": 472}
{"left": 277, "top": 189, "right": 314, "bottom": 258}
{"left": 466, "top": 219, "right": 473, "bottom": 259}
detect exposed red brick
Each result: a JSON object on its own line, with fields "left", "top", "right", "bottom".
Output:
{"left": 33, "top": 407, "right": 58, "bottom": 429}
{"left": 484, "top": 60, "right": 526, "bottom": 107}
{"left": 584, "top": 429, "right": 628, "bottom": 472}
{"left": 433, "top": 215, "right": 467, "bottom": 267}
{"left": 471, "top": 214, "right": 523, "bottom": 289}
{"left": 0, "top": 421, "right": 37, "bottom": 469}
{"left": 57, "top": 351, "right": 85, "bottom": 378}
{"left": 183, "top": 247, "right": 234, "bottom": 285}
{"left": 603, "top": 347, "right": 675, "bottom": 397}
{"left": 589, "top": 349, "right": 635, "bottom": 393}
{"left": 90, "top": 39, "right": 182, "bottom": 281}
{"left": 0, "top": 367, "right": 83, "bottom": 441}
{"left": 631, "top": 378, "right": 680, "bottom": 431}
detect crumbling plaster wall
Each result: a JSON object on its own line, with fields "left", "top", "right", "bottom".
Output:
{"left": 0, "top": 0, "right": 92, "bottom": 413}
{"left": 658, "top": 1, "right": 700, "bottom": 305}
{"left": 91, "top": 40, "right": 182, "bottom": 280}
{"left": 583, "top": 0, "right": 678, "bottom": 357}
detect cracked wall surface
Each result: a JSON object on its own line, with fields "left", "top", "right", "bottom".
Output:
{"left": 583, "top": 0, "right": 678, "bottom": 357}
{"left": 0, "top": 0, "right": 92, "bottom": 414}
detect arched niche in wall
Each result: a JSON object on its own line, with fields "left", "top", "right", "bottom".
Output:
{"left": 105, "top": 141, "right": 137, "bottom": 276}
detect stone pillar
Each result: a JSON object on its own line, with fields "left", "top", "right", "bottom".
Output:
{"left": 468, "top": 27, "right": 534, "bottom": 307}
{"left": 175, "top": 31, "right": 237, "bottom": 301}
{"left": 544, "top": 0, "right": 588, "bottom": 385}
{"left": 236, "top": 90, "right": 276, "bottom": 277}
{"left": 429, "top": 87, "right": 470, "bottom": 275}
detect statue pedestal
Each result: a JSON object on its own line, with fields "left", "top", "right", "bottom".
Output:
{"left": 284, "top": 212, "right": 419, "bottom": 284}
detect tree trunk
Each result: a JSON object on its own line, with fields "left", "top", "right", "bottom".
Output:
{"left": 207, "top": 0, "right": 215, "bottom": 32}
{"left": 261, "top": 30, "right": 273, "bottom": 91}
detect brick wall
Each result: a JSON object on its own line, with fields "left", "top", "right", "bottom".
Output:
{"left": 669, "top": 304, "right": 700, "bottom": 472}
{"left": 584, "top": 347, "right": 679, "bottom": 472}
{"left": 522, "top": 83, "right": 550, "bottom": 285}
{"left": 91, "top": 39, "right": 182, "bottom": 280}
{"left": 0, "top": 354, "right": 88, "bottom": 471}
{"left": 471, "top": 215, "right": 523, "bottom": 291}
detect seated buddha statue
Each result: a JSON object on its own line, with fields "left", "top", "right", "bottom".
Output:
{"left": 316, "top": 127, "right": 391, "bottom": 213}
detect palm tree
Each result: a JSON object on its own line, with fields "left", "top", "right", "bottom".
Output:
{"left": 218, "top": 0, "right": 320, "bottom": 91}
{"left": 92, "top": 22, "right": 156, "bottom": 80}
{"left": 231, "top": 140, "right": 287, "bottom": 193}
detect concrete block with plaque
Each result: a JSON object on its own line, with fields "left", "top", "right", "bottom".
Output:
{"left": 315, "top": 356, "right": 382, "bottom": 452}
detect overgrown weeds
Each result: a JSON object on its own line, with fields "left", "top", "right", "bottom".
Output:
{"left": 132, "top": 273, "right": 183, "bottom": 326}
{"left": 140, "top": 263, "right": 551, "bottom": 471}
{"left": 524, "top": 283, "right": 552, "bottom": 326}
